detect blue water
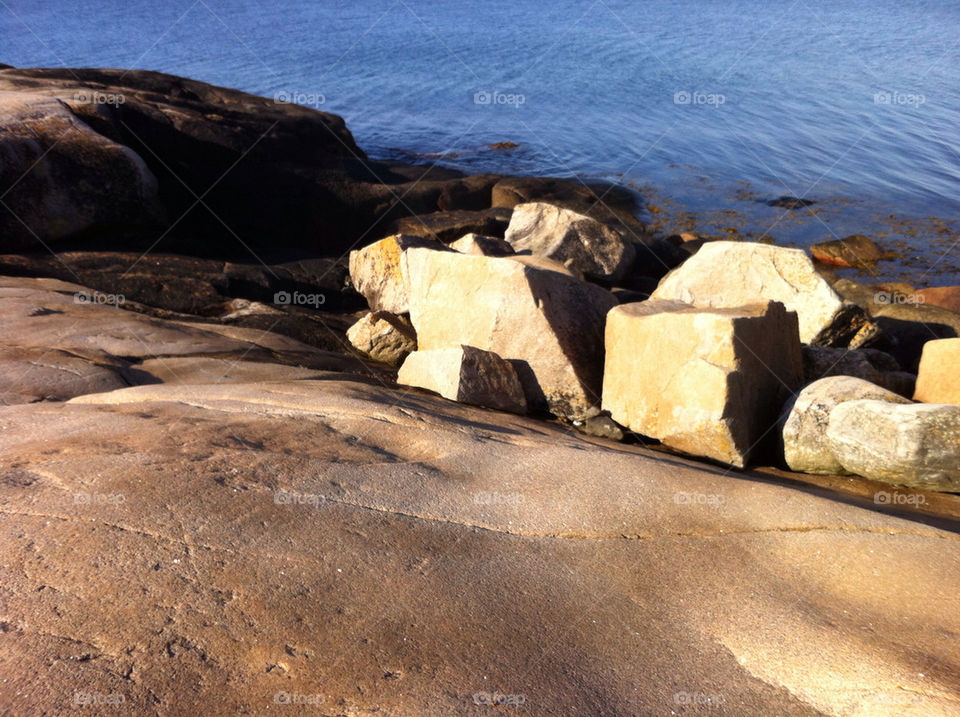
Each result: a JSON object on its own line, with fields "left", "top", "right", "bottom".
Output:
{"left": 2, "top": 0, "right": 960, "bottom": 283}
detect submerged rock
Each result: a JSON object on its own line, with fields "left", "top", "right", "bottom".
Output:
{"left": 650, "top": 241, "right": 874, "bottom": 346}
{"left": 403, "top": 248, "right": 617, "bottom": 420}
{"left": 504, "top": 202, "right": 636, "bottom": 283}
{"left": 603, "top": 299, "right": 802, "bottom": 467}
{"left": 397, "top": 345, "right": 526, "bottom": 414}
{"left": 810, "top": 234, "right": 885, "bottom": 268}
{"left": 782, "top": 376, "right": 911, "bottom": 475}
{"left": 827, "top": 400, "right": 960, "bottom": 491}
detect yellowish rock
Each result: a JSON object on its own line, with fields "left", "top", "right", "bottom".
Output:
{"left": 914, "top": 338, "right": 960, "bottom": 406}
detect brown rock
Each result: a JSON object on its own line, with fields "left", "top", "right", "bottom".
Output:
{"left": 397, "top": 345, "right": 527, "bottom": 414}
{"left": 346, "top": 311, "right": 417, "bottom": 366}
{"left": 387, "top": 207, "right": 512, "bottom": 243}
{"left": 810, "top": 234, "right": 885, "bottom": 268}
{"left": 914, "top": 285, "right": 960, "bottom": 314}
{"left": 603, "top": 300, "right": 803, "bottom": 467}
{"left": 914, "top": 338, "right": 960, "bottom": 405}
{"left": 403, "top": 248, "right": 617, "bottom": 419}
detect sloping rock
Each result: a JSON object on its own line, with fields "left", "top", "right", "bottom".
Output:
{"left": 346, "top": 311, "right": 417, "bottom": 366}
{"left": 403, "top": 248, "right": 617, "bottom": 419}
{"left": 450, "top": 233, "right": 515, "bottom": 257}
{"left": 504, "top": 202, "right": 636, "bottom": 283}
{"left": 1, "top": 379, "right": 957, "bottom": 715}
{"left": 348, "top": 234, "right": 444, "bottom": 314}
{"left": 914, "top": 338, "right": 960, "bottom": 405}
{"left": 387, "top": 207, "right": 512, "bottom": 243}
{"left": 0, "top": 92, "right": 163, "bottom": 250}
{"left": 397, "top": 346, "right": 526, "bottom": 414}
{"left": 827, "top": 400, "right": 960, "bottom": 490}
{"left": 603, "top": 300, "right": 803, "bottom": 467}
{"left": 651, "top": 241, "right": 874, "bottom": 345}
{"left": 810, "top": 234, "right": 884, "bottom": 268}
{"left": 802, "top": 345, "right": 915, "bottom": 397}
{"left": 782, "top": 376, "right": 912, "bottom": 475}
{"left": 130, "top": 357, "right": 333, "bottom": 385}
{"left": 0, "top": 346, "right": 130, "bottom": 405}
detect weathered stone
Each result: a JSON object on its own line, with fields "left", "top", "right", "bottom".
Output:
{"left": 348, "top": 234, "right": 444, "bottom": 313}
{"left": 651, "top": 241, "right": 873, "bottom": 345}
{"left": 346, "top": 311, "right": 417, "bottom": 366}
{"left": 603, "top": 300, "right": 803, "bottom": 467}
{"left": 810, "top": 234, "right": 884, "bottom": 268}
{"left": 872, "top": 302, "right": 960, "bottom": 372}
{"left": 827, "top": 400, "right": 960, "bottom": 491}
{"left": 0, "top": 347, "right": 130, "bottom": 405}
{"left": 504, "top": 202, "right": 636, "bottom": 283}
{"left": 403, "top": 248, "right": 617, "bottom": 420}
{"left": 781, "top": 376, "right": 912, "bottom": 475}
{"left": 450, "top": 233, "right": 515, "bottom": 257}
{"left": 914, "top": 338, "right": 960, "bottom": 406}
{"left": 802, "top": 345, "right": 915, "bottom": 397}
{"left": 574, "top": 414, "right": 625, "bottom": 441}
{"left": 397, "top": 345, "right": 526, "bottom": 414}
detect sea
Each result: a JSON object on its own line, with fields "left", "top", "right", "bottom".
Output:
{"left": 2, "top": 0, "right": 959, "bottom": 284}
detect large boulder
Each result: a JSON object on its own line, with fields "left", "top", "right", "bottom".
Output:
{"left": 348, "top": 234, "right": 444, "bottom": 313}
{"left": 403, "top": 248, "right": 617, "bottom": 419}
{"left": 871, "top": 302, "right": 960, "bottom": 371}
{"left": 603, "top": 300, "right": 803, "bottom": 467}
{"left": 346, "top": 311, "right": 417, "bottom": 366}
{"left": 504, "top": 202, "right": 636, "bottom": 283}
{"left": 397, "top": 345, "right": 527, "bottom": 414}
{"left": 914, "top": 338, "right": 960, "bottom": 406}
{"left": 0, "top": 92, "right": 163, "bottom": 249}
{"left": 827, "top": 401, "right": 960, "bottom": 491}
{"left": 781, "top": 376, "right": 912, "bottom": 475}
{"left": 651, "top": 242, "right": 875, "bottom": 346}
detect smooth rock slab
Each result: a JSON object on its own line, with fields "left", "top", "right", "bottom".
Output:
{"left": 603, "top": 299, "right": 803, "bottom": 467}
{"left": 403, "top": 248, "right": 617, "bottom": 420}
{"left": 346, "top": 311, "right": 417, "bottom": 366}
{"left": 397, "top": 346, "right": 526, "bottom": 414}
{"left": 914, "top": 338, "right": 960, "bottom": 406}
{"left": 827, "top": 400, "right": 960, "bottom": 491}
{"left": 651, "top": 241, "right": 870, "bottom": 345}
{"left": 348, "top": 234, "right": 444, "bottom": 313}
{"left": 782, "top": 376, "right": 912, "bottom": 475}
{"left": 504, "top": 202, "right": 636, "bottom": 283}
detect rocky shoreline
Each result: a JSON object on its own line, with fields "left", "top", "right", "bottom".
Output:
{"left": 2, "top": 67, "right": 960, "bottom": 715}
